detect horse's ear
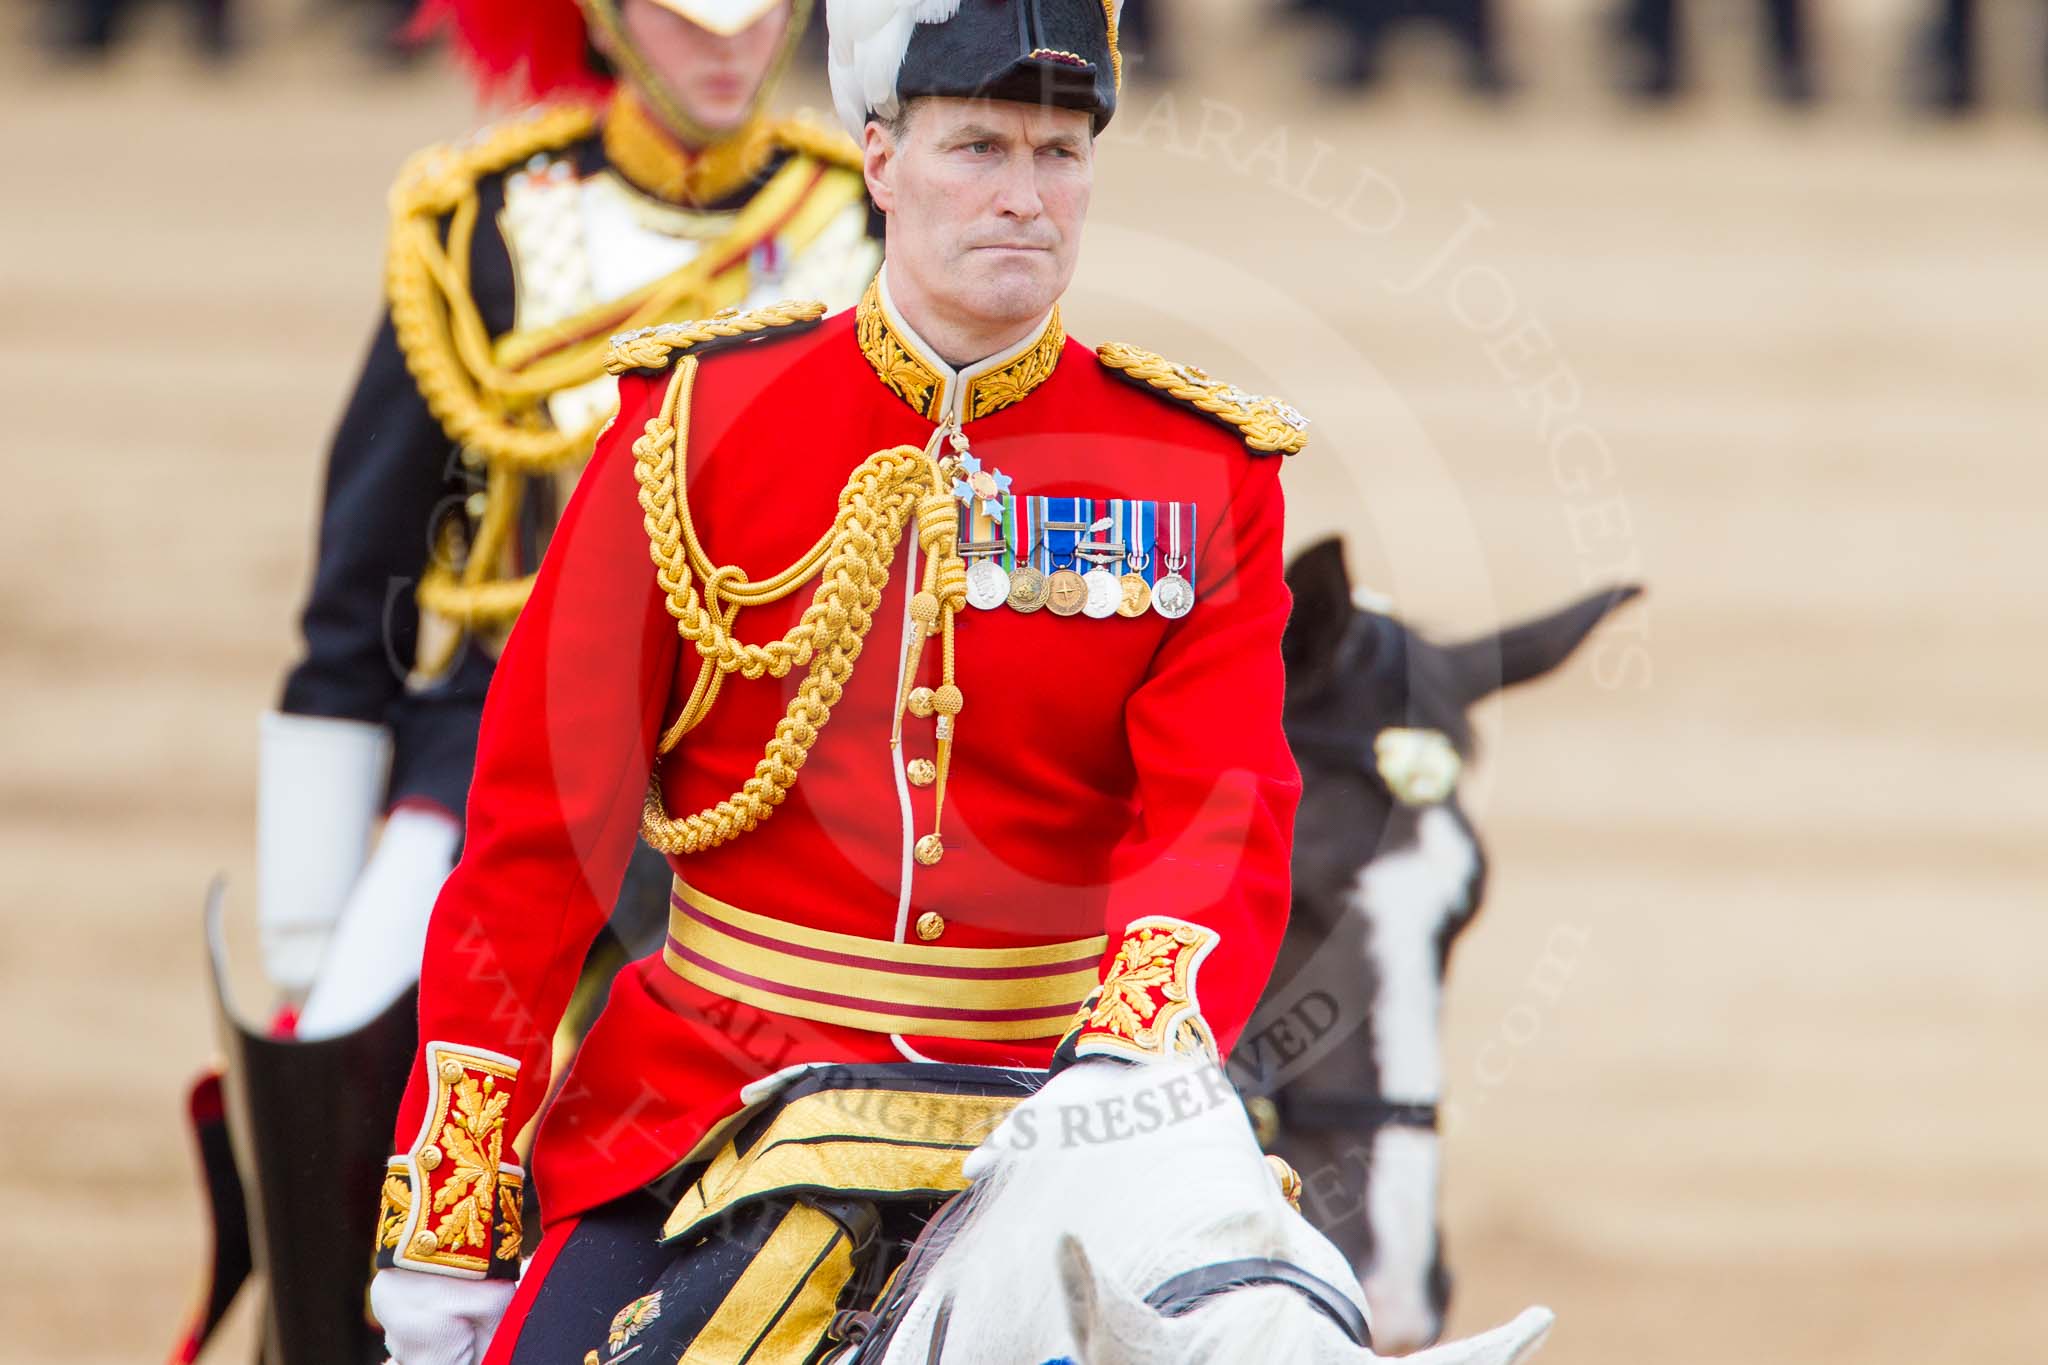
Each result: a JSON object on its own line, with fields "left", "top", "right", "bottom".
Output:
{"left": 1284, "top": 537, "right": 1356, "bottom": 685}
{"left": 1444, "top": 584, "right": 1642, "bottom": 703}
{"left": 1058, "top": 1234, "right": 1172, "bottom": 1365}
{"left": 1376, "top": 1306, "right": 1554, "bottom": 1365}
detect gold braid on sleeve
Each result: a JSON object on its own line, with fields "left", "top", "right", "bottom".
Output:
{"left": 631, "top": 359, "right": 970, "bottom": 855}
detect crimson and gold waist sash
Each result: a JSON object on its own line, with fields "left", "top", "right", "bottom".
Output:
{"left": 663, "top": 879, "right": 1104, "bottom": 1040}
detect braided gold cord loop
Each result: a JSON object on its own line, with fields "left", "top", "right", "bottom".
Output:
{"left": 633, "top": 359, "right": 951, "bottom": 855}
{"left": 385, "top": 104, "right": 844, "bottom": 641}
{"left": 385, "top": 105, "right": 608, "bottom": 476}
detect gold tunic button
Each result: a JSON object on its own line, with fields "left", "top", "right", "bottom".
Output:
{"left": 915, "top": 911, "right": 946, "bottom": 941}
{"left": 417, "top": 1144, "right": 443, "bottom": 1172}
{"left": 914, "top": 833, "right": 944, "bottom": 865}
{"left": 907, "top": 686, "right": 936, "bottom": 717}
{"left": 411, "top": 1230, "right": 440, "bottom": 1256}
{"left": 438, "top": 1059, "right": 463, "bottom": 1083}
{"left": 906, "top": 757, "right": 936, "bottom": 787}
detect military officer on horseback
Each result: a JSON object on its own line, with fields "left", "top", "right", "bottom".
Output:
{"left": 183, "top": 3, "right": 882, "bottom": 1362}
{"left": 366, "top": 0, "right": 1314, "bottom": 1359}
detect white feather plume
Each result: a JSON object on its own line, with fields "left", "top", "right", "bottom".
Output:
{"left": 826, "top": 0, "right": 966, "bottom": 139}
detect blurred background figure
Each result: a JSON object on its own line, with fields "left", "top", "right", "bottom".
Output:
{"left": 1119, "top": 0, "right": 1175, "bottom": 79}
{"left": 338, "top": 0, "right": 425, "bottom": 63}
{"left": 1904, "top": 0, "right": 2030, "bottom": 112}
{"left": 1313, "top": 0, "right": 1511, "bottom": 96}
{"left": 1918, "top": 0, "right": 1975, "bottom": 110}
{"left": 1611, "top": 0, "right": 1816, "bottom": 103}
{"left": 44, "top": 0, "right": 234, "bottom": 58}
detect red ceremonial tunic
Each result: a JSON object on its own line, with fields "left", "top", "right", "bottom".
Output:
{"left": 374, "top": 275, "right": 1302, "bottom": 1277}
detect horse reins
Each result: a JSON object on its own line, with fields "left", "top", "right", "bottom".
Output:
{"left": 1145, "top": 1256, "right": 1372, "bottom": 1346}
{"left": 1279, "top": 1090, "right": 1440, "bottom": 1135}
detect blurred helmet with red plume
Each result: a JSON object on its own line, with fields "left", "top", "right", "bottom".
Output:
{"left": 412, "top": 0, "right": 813, "bottom": 143}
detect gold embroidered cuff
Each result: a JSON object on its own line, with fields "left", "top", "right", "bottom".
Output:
{"left": 381, "top": 1043, "right": 524, "bottom": 1278}
{"left": 1071, "top": 916, "right": 1221, "bottom": 1063}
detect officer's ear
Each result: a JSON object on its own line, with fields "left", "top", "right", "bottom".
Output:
{"left": 862, "top": 121, "right": 895, "bottom": 212}
{"left": 864, "top": 100, "right": 927, "bottom": 213}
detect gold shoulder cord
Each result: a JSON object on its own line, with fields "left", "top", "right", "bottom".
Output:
{"left": 628, "top": 333, "right": 973, "bottom": 856}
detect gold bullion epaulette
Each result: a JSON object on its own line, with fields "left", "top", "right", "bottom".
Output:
{"left": 386, "top": 103, "right": 598, "bottom": 223}
{"left": 605, "top": 301, "right": 828, "bottom": 375}
{"left": 1096, "top": 342, "right": 1310, "bottom": 455}
{"left": 768, "top": 115, "right": 864, "bottom": 171}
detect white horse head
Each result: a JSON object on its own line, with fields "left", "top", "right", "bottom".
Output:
{"left": 869, "top": 1057, "right": 1554, "bottom": 1365}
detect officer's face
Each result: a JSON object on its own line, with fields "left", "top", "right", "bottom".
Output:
{"left": 614, "top": 0, "right": 791, "bottom": 136}
{"left": 866, "top": 98, "right": 1094, "bottom": 346}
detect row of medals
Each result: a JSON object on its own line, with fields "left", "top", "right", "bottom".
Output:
{"left": 962, "top": 547, "right": 1195, "bottom": 619}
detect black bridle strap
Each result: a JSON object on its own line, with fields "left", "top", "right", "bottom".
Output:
{"left": 1146, "top": 1257, "right": 1372, "bottom": 1348}
{"left": 1280, "top": 1091, "right": 1439, "bottom": 1133}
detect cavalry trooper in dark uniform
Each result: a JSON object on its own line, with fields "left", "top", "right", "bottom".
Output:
{"left": 174, "top": 4, "right": 880, "bottom": 1362}
{"left": 362, "top": 0, "right": 1308, "bottom": 1360}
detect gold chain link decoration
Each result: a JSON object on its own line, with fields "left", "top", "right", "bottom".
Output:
{"left": 632, "top": 356, "right": 969, "bottom": 855}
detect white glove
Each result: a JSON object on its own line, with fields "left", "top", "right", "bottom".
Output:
{"left": 371, "top": 1267, "right": 516, "bottom": 1365}
{"left": 257, "top": 710, "right": 392, "bottom": 1001}
{"left": 297, "top": 804, "right": 460, "bottom": 1039}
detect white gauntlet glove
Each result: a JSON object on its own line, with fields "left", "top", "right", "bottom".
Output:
{"left": 297, "top": 804, "right": 459, "bottom": 1039}
{"left": 371, "top": 1267, "right": 516, "bottom": 1365}
{"left": 256, "top": 711, "right": 392, "bottom": 1002}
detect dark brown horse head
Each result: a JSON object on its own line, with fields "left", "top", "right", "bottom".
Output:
{"left": 1252, "top": 536, "right": 1640, "bottom": 1351}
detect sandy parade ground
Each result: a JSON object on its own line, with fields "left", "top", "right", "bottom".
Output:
{"left": 2, "top": 0, "right": 2044, "bottom": 1360}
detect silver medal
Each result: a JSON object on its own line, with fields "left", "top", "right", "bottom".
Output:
{"left": 966, "top": 558, "right": 1011, "bottom": 610}
{"left": 1151, "top": 571, "right": 1195, "bottom": 619}
{"left": 1081, "top": 566, "right": 1121, "bottom": 618}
